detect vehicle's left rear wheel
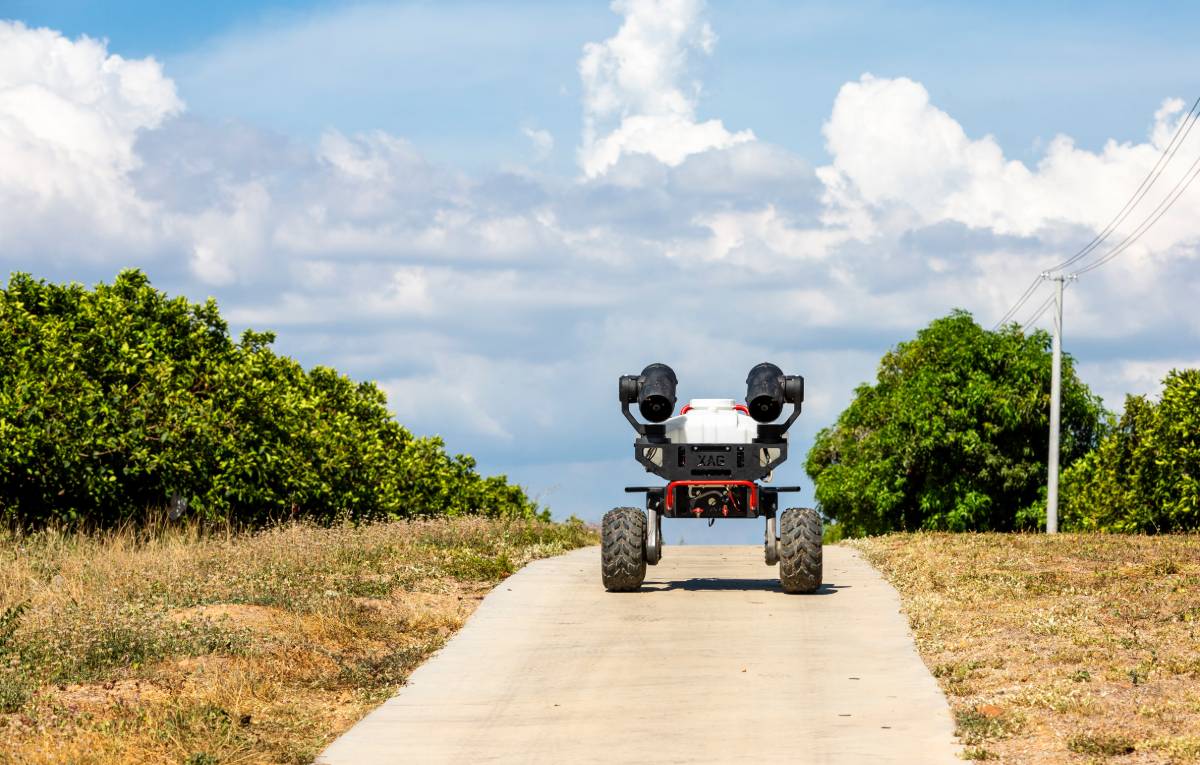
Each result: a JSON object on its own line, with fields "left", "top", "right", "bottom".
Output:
{"left": 601, "top": 507, "right": 647, "bottom": 591}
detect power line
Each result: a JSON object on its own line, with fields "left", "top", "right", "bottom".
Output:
{"left": 993, "top": 96, "right": 1200, "bottom": 327}
{"left": 1071, "top": 149, "right": 1200, "bottom": 276}
{"left": 993, "top": 275, "right": 1045, "bottom": 329}
{"left": 1049, "top": 95, "right": 1200, "bottom": 272}
{"left": 1020, "top": 290, "right": 1056, "bottom": 331}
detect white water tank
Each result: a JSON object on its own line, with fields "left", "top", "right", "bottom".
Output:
{"left": 662, "top": 398, "right": 761, "bottom": 444}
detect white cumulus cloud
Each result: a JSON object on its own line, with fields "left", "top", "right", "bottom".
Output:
{"left": 578, "top": 0, "right": 753, "bottom": 178}
{"left": 0, "top": 21, "right": 182, "bottom": 257}
{"left": 814, "top": 74, "right": 1200, "bottom": 331}
{"left": 818, "top": 75, "right": 1200, "bottom": 246}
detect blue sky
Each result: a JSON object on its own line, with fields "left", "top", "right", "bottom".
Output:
{"left": 11, "top": 1, "right": 1200, "bottom": 167}
{"left": 3, "top": 1, "right": 1199, "bottom": 542}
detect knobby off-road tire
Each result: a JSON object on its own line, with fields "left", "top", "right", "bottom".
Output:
{"left": 778, "top": 507, "right": 822, "bottom": 594}
{"left": 602, "top": 507, "right": 647, "bottom": 592}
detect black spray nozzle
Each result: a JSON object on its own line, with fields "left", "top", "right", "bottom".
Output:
{"left": 619, "top": 363, "right": 678, "bottom": 423}
{"left": 637, "top": 363, "right": 677, "bottom": 422}
{"left": 745, "top": 362, "right": 804, "bottom": 423}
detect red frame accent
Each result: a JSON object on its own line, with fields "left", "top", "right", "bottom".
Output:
{"left": 664, "top": 480, "right": 758, "bottom": 513}
{"left": 678, "top": 403, "right": 751, "bottom": 415}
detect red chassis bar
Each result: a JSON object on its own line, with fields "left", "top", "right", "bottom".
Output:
{"left": 663, "top": 479, "right": 759, "bottom": 513}
{"left": 679, "top": 403, "right": 751, "bottom": 416}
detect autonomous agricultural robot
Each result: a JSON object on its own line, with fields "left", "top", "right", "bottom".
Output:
{"left": 604, "top": 362, "right": 822, "bottom": 593}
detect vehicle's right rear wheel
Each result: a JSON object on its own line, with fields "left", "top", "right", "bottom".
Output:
{"left": 601, "top": 507, "right": 647, "bottom": 592}
{"left": 778, "top": 507, "right": 822, "bottom": 594}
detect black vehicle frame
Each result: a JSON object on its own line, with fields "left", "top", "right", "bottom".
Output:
{"left": 601, "top": 363, "right": 823, "bottom": 594}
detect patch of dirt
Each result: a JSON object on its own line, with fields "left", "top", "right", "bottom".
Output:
{"left": 349, "top": 596, "right": 389, "bottom": 611}
{"left": 170, "top": 654, "right": 241, "bottom": 675}
{"left": 351, "top": 585, "right": 487, "bottom": 623}
{"left": 50, "top": 679, "right": 169, "bottom": 711}
{"left": 168, "top": 603, "right": 285, "bottom": 632}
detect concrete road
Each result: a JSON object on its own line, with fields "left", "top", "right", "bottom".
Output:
{"left": 317, "top": 545, "right": 960, "bottom": 764}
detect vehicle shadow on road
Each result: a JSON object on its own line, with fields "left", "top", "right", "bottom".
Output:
{"left": 643, "top": 579, "right": 847, "bottom": 594}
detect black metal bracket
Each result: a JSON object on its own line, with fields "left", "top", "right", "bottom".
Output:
{"left": 621, "top": 399, "right": 646, "bottom": 435}
{"left": 756, "top": 400, "right": 802, "bottom": 441}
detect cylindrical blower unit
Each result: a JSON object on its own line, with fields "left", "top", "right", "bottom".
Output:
{"left": 618, "top": 363, "right": 679, "bottom": 423}
{"left": 745, "top": 362, "right": 804, "bottom": 423}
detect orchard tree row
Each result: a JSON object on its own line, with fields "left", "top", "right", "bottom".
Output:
{"left": 806, "top": 311, "right": 1199, "bottom": 535}
{"left": 0, "top": 271, "right": 541, "bottom": 528}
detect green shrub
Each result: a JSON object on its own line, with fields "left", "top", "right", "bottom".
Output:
{"left": 0, "top": 270, "right": 541, "bottom": 527}
{"left": 1066, "top": 733, "right": 1135, "bottom": 756}
{"left": 1062, "top": 369, "right": 1200, "bottom": 532}
{"left": 0, "top": 600, "right": 27, "bottom": 653}
{"left": 805, "top": 310, "right": 1106, "bottom": 536}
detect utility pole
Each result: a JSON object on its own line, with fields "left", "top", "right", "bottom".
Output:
{"left": 1043, "top": 272, "right": 1075, "bottom": 534}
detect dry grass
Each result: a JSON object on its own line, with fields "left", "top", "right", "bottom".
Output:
{"left": 850, "top": 533, "right": 1200, "bottom": 764}
{"left": 0, "top": 517, "right": 596, "bottom": 764}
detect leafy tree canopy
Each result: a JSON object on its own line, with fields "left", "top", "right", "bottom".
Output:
{"left": 1061, "top": 369, "right": 1200, "bottom": 532}
{"left": 0, "top": 270, "right": 541, "bottom": 527}
{"left": 805, "top": 310, "right": 1106, "bottom": 535}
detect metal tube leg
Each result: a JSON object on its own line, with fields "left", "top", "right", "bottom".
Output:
{"left": 656, "top": 512, "right": 663, "bottom": 560}
{"left": 645, "top": 508, "right": 661, "bottom": 565}
{"left": 764, "top": 514, "right": 778, "bottom": 565}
